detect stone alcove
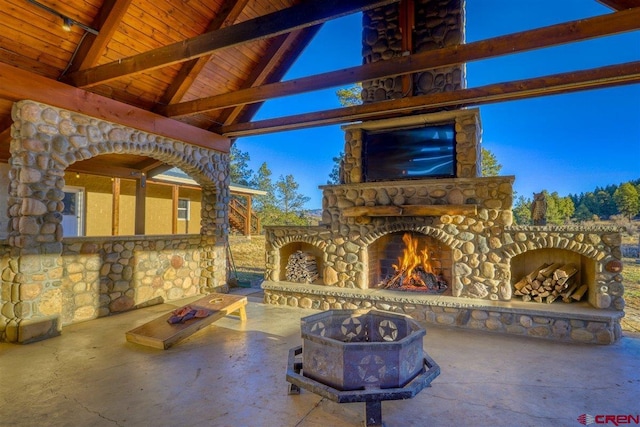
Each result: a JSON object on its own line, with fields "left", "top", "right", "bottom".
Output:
{"left": 0, "top": 100, "right": 230, "bottom": 343}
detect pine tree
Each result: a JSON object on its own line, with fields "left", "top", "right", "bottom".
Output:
{"left": 253, "top": 162, "right": 276, "bottom": 212}
{"left": 229, "top": 145, "right": 255, "bottom": 186}
{"left": 613, "top": 182, "right": 640, "bottom": 220}
{"left": 513, "top": 195, "right": 532, "bottom": 225}
{"left": 327, "top": 152, "right": 344, "bottom": 185}
{"left": 336, "top": 84, "right": 363, "bottom": 107}
{"left": 275, "top": 174, "right": 310, "bottom": 216}
{"left": 481, "top": 148, "right": 502, "bottom": 177}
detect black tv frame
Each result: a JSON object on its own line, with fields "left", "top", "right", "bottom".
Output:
{"left": 362, "top": 122, "right": 456, "bottom": 182}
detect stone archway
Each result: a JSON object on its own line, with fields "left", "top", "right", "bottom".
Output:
{"left": 0, "top": 100, "right": 230, "bottom": 343}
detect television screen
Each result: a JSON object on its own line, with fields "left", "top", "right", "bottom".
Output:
{"left": 363, "top": 123, "right": 456, "bottom": 182}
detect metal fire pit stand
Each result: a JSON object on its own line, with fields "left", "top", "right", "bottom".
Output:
{"left": 286, "top": 346, "right": 440, "bottom": 427}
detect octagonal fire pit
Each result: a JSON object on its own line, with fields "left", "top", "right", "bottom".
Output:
{"left": 286, "top": 309, "right": 439, "bottom": 426}
{"left": 301, "top": 309, "right": 426, "bottom": 390}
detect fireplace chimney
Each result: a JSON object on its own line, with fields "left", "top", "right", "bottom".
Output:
{"left": 361, "top": 0, "right": 466, "bottom": 103}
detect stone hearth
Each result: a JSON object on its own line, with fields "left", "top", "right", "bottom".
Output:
{"left": 262, "top": 110, "right": 625, "bottom": 344}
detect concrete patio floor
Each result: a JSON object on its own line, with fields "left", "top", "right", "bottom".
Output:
{"left": 1, "top": 288, "right": 639, "bottom": 427}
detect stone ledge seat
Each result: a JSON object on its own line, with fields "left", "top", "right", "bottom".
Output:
{"left": 262, "top": 281, "right": 624, "bottom": 344}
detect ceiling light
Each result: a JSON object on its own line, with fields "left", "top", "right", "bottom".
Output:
{"left": 62, "top": 17, "right": 72, "bottom": 32}
{"left": 26, "top": 0, "right": 99, "bottom": 36}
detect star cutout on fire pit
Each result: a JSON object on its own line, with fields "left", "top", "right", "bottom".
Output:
{"left": 341, "top": 317, "right": 362, "bottom": 340}
{"left": 310, "top": 321, "right": 326, "bottom": 337}
{"left": 357, "top": 354, "right": 387, "bottom": 384}
{"left": 378, "top": 319, "right": 398, "bottom": 341}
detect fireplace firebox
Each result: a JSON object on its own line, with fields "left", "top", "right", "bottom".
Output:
{"left": 368, "top": 232, "right": 450, "bottom": 294}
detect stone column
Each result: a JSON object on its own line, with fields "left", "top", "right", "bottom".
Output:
{"left": 2, "top": 103, "right": 65, "bottom": 343}
{"left": 198, "top": 156, "right": 230, "bottom": 292}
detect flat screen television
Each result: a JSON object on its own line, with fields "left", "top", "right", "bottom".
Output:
{"left": 363, "top": 123, "right": 456, "bottom": 182}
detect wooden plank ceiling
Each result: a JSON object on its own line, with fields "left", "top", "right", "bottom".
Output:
{"left": 0, "top": 0, "right": 638, "bottom": 179}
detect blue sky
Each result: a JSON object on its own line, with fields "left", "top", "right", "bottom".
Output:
{"left": 235, "top": 0, "right": 640, "bottom": 209}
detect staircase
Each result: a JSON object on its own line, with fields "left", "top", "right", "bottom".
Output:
{"left": 229, "top": 198, "right": 261, "bottom": 235}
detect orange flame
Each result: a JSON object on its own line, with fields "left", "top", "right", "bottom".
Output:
{"left": 392, "top": 233, "right": 434, "bottom": 280}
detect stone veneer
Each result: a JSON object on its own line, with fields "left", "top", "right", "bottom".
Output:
{"left": 263, "top": 109, "right": 625, "bottom": 344}
{"left": 1, "top": 234, "right": 223, "bottom": 331}
{"left": 0, "top": 100, "right": 230, "bottom": 343}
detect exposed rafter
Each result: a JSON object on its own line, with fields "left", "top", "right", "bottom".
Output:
{"left": 216, "top": 25, "right": 323, "bottom": 128}
{"left": 61, "top": 0, "right": 399, "bottom": 88}
{"left": 64, "top": 0, "right": 133, "bottom": 74}
{"left": 156, "top": 0, "right": 250, "bottom": 107}
{"left": 217, "top": 61, "right": 640, "bottom": 137}
{"left": 160, "top": 7, "right": 640, "bottom": 118}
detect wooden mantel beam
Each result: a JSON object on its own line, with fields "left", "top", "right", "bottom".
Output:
{"left": 218, "top": 61, "right": 640, "bottom": 137}
{"left": 0, "top": 62, "right": 229, "bottom": 153}
{"left": 61, "top": 0, "right": 399, "bottom": 88}
{"left": 161, "top": 7, "right": 640, "bottom": 118}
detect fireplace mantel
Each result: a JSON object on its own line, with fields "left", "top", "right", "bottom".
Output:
{"left": 342, "top": 204, "right": 478, "bottom": 217}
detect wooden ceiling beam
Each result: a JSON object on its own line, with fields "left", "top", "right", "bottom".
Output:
{"left": 216, "top": 32, "right": 298, "bottom": 126}
{"left": 217, "top": 61, "right": 640, "bottom": 137}
{"left": 0, "top": 62, "right": 229, "bottom": 152}
{"left": 596, "top": 0, "right": 640, "bottom": 10}
{"left": 133, "top": 158, "right": 165, "bottom": 172}
{"left": 61, "top": 0, "right": 399, "bottom": 88}
{"left": 217, "top": 25, "right": 322, "bottom": 126}
{"left": 157, "top": 0, "right": 250, "bottom": 106}
{"left": 67, "top": 163, "right": 144, "bottom": 180}
{"left": 64, "top": 0, "right": 134, "bottom": 74}
{"left": 162, "top": 7, "right": 640, "bottom": 117}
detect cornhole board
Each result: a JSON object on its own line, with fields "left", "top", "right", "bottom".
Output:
{"left": 125, "top": 293, "right": 247, "bottom": 350}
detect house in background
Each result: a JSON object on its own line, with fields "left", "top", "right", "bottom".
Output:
{"left": 0, "top": 164, "right": 264, "bottom": 239}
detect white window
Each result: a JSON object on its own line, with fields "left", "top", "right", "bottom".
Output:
{"left": 62, "top": 186, "right": 85, "bottom": 237}
{"left": 177, "top": 198, "right": 190, "bottom": 220}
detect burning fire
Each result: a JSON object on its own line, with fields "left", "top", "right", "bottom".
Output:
{"left": 384, "top": 233, "right": 447, "bottom": 292}
{"left": 393, "top": 233, "right": 434, "bottom": 279}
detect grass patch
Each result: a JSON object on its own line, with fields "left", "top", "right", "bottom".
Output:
{"left": 228, "top": 235, "right": 266, "bottom": 286}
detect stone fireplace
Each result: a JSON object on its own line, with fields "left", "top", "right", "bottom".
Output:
{"left": 262, "top": 0, "right": 624, "bottom": 344}
{"left": 262, "top": 109, "right": 625, "bottom": 344}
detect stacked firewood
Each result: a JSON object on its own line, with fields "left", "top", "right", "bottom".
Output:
{"left": 285, "top": 251, "right": 319, "bottom": 283}
{"left": 513, "top": 263, "right": 588, "bottom": 304}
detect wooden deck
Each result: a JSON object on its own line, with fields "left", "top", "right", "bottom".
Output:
{"left": 125, "top": 293, "right": 247, "bottom": 349}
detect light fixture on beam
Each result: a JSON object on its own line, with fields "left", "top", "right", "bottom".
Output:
{"left": 62, "top": 17, "right": 72, "bottom": 32}
{"left": 26, "top": 0, "right": 99, "bottom": 36}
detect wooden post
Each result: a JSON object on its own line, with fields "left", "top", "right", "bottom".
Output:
{"left": 172, "top": 185, "right": 179, "bottom": 234}
{"left": 134, "top": 174, "right": 146, "bottom": 235}
{"left": 111, "top": 177, "right": 120, "bottom": 236}
{"left": 245, "top": 195, "right": 252, "bottom": 236}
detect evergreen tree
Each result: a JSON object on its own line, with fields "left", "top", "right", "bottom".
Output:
{"left": 481, "top": 147, "right": 502, "bottom": 177}
{"left": 253, "top": 162, "right": 276, "bottom": 212}
{"left": 590, "top": 190, "right": 618, "bottom": 219}
{"left": 327, "top": 152, "right": 344, "bottom": 185}
{"left": 336, "top": 84, "right": 363, "bottom": 106}
{"left": 544, "top": 191, "right": 575, "bottom": 225}
{"left": 573, "top": 203, "right": 593, "bottom": 222}
{"left": 613, "top": 182, "right": 640, "bottom": 220}
{"left": 275, "top": 174, "right": 310, "bottom": 215}
{"left": 229, "top": 145, "right": 255, "bottom": 186}
{"left": 513, "top": 195, "right": 532, "bottom": 225}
